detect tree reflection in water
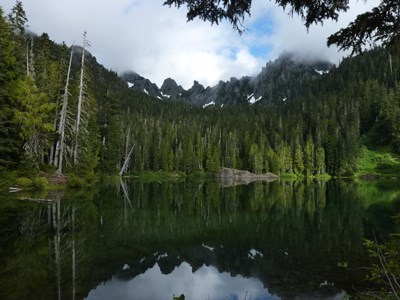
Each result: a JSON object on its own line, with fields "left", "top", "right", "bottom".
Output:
{"left": 0, "top": 179, "right": 398, "bottom": 299}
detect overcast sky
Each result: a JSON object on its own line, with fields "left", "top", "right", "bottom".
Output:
{"left": 3, "top": 0, "right": 380, "bottom": 89}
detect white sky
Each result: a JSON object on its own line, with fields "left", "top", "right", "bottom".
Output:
{"left": 2, "top": 0, "right": 380, "bottom": 89}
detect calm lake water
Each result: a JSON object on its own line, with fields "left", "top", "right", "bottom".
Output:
{"left": 0, "top": 178, "right": 399, "bottom": 300}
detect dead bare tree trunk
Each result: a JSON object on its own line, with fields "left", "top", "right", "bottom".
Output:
{"left": 26, "top": 41, "right": 29, "bottom": 76}
{"left": 120, "top": 179, "right": 133, "bottom": 229}
{"left": 119, "top": 145, "right": 135, "bottom": 176}
{"left": 54, "top": 46, "right": 74, "bottom": 173}
{"left": 73, "top": 31, "right": 89, "bottom": 166}
{"left": 53, "top": 199, "right": 61, "bottom": 300}
{"left": 28, "top": 37, "right": 35, "bottom": 78}
{"left": 71, "top": 203, "right": 76, "bottom": 300}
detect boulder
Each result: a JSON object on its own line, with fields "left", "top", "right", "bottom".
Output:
{"left": 216, "top": 168, "right": 278, "bottom": 187}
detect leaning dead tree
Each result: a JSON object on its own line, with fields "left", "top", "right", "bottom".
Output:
{"left": 119, "top": 108, "right": 134, "bottom": 176}
{"left": 54, "top": 46, "right": 74, "bottom": 173}
{"left": 119, "top": 145, "right": 134, "bottom": 176}
{"left": 73, "top": 30, "right": 90, "bottom": 166}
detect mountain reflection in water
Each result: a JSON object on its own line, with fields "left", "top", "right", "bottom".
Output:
{"left": 87, "top": 262, "right": 278, "bottom": 300}
{"left": 0, "top": 179, "right": 399, "bottom": 300}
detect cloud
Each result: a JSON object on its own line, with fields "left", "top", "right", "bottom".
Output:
{"left": 2, "top": 0, "right": 381, "bottom": 89}
{"left": 250, "top": 0, "right": 382, "bottom": 63}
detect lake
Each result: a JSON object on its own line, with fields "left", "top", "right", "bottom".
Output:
{"left": 0, "top": 178, "right": 399, "bottom": 300}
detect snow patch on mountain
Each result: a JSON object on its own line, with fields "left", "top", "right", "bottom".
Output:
{"left": 315, "top": 69, "right": 329, "bottom": 75}
{"left": 248, "top": 94, "right": 262, "bottom": 104}
{"left": 203, "top": 101, "right": 215, "bottom": 108}
{"left": 160, "top": 91, "right": 171, "bottom": 99}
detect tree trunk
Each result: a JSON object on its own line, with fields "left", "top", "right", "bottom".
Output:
{"left": 71, "top": 203, "right": 76, "bottom": 300}
{"left": 119, "top": 145, "right": 135, "bottom": 176}
{"left": 55, "top": 46, "right": 74, "bottom": 173}
{"left": 26, "top": 40, "right": 29, "bottom": 76}
{"left": 73, "top": 32, "right": 87, "bottom": 166}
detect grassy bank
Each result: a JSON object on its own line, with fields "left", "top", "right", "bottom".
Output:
{"left": 356, "top": 146, "right": 400, "bottom": 177}
{"left": 128, "top": 170, "right": 216, "bottom": 182}
{"left": 2, "top": 146, "right": 399, "bottom": 192}
{"left": 131, "top": 170, "right": 187, "bottom": 181}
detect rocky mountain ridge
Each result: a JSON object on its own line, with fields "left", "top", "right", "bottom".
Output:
{"left": 121, "top": 52, "right": 332, "bottom": 107}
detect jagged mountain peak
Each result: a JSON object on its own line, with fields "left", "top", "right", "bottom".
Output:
{"left": 121, "top": 71, "right": 163, "bottom": 99}
{"left": 254, "top": 52, "right": 332, "bottom": 105}
{"left": 160, "top": 78, "right": 184, "bottom": 98}
{"left": 188, "top": 80, "right": 205, "bottom": 93}
{"left": 120, "top": 52, "right": 332, "bottom": 106}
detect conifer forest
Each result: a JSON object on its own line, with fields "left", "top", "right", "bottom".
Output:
{"left": 1, "top": 3, "right": 400, "bottom": 181}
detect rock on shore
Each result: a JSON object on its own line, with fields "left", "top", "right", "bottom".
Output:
{"left": 216, "top": 168, "right": 279, "bottom": 186}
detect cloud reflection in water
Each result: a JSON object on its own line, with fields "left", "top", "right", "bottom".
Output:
{"left": 86, "top": 262, "right": 278, "bottom": 300}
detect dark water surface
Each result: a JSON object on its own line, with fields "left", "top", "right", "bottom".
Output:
{"left": 0, "top": 179, "right": 399, "bottom": 300}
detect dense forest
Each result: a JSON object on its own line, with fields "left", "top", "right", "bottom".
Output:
{"left": 1, "top": 2, "right": 400, "bottom": 183}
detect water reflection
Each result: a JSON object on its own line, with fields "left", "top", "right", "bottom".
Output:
{"left": 0, "top": 179, "right": 399, "bottom": 300}
{"left": 0, "top": 189, "right": 97, "bottom": 300}
{"left": 87, "top": 262, "right": 278, "bottom": 300}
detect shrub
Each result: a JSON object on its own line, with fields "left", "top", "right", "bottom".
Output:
{"left": 15, "top": 177, "right": 33, "bottom": 188}
{"left": 31, "top": 177, "right": 48, "bottom": 190}
{"left": 67, "top": 175, "right": 86, "bottom": 188}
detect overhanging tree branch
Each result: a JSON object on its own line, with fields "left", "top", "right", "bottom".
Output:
{"left": 164, "top": 0, "right": 400, "bottom": 54}
{"left": 164, "top": 0, "right": 349, "bottom": 33}
{"left": 327, "top": 0, "right": 400, "bottom": 54}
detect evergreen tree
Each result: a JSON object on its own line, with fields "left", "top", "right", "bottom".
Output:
{"left": 11, "top": 76, "right": 54, "bottom": 160}
{"left": 7, "top": 0, "right": 27, "bottom": 35}
{"left": 304, "top": 134, "right": 314, "bottom": 176}
{"left": 7, "top": 0, "right": 27, "bottom": 76}
{"left": 293, "top": 143, "right": 304, "bottom": 175}
{"left": 249, "top": 143, "right": 263, "bottom": 174}
{"left": 315, "top": 146, "right": 326, "bottom": 174}
{"left": 0, "top": 8, "right": 22, "bottom": 169}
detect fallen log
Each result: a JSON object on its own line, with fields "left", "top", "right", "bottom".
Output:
{"left": 19, "top": 197, "right": 57, "bottom": 203}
